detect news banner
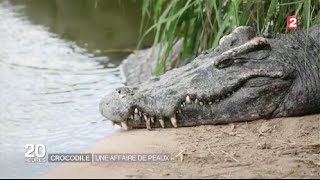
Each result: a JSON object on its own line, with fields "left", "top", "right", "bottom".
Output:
{"left": 24, "top": 144, "right": 171, "bottom": 163}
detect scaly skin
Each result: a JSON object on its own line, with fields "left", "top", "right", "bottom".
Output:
{"left": 99, "top": 26, "right": 320, "bottom": 130}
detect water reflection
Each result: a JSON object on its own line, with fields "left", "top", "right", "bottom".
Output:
{"left": 0, "top": 0, "right": 142, "bottom": 178}
{"left": 10, "top": 0, "right": 147, "bottom": 62}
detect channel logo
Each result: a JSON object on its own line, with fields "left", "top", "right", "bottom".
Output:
{"left": 287, "top": 16, "right": 297, "bottom": 30}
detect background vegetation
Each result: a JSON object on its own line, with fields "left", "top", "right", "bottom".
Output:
{"left": 138, "top": 0, "right": 320, "bottom": 75}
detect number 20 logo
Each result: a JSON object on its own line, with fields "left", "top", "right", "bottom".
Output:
{"left": 287, "top": 16, "right": 297, "bottom": 30}
{"left": 24, "top": 144, "right": 46, "bottom": 158}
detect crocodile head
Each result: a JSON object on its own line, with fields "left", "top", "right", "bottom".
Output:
{"left": 99, "top": 26, "right": 320, "bottom": 130}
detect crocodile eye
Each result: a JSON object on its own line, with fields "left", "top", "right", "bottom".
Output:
{"left": 217, "top": 58, "right": 234, "bottom": 69}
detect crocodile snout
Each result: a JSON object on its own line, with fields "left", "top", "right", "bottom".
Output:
{"left": 99, "top": 87, "right": 134, "bottom": 125}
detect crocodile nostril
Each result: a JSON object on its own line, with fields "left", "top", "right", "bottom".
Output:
{"left": 116, "top": 87, "right": 131, "bottom": 94}
{"left": 116, "top": 87, "right": 135, "bottom": 97}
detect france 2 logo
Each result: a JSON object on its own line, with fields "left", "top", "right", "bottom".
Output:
{"left": 287, "top": 16, "right": 297, "bottom": 30}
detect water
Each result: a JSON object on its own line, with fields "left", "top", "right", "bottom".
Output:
{"left": 0, "top": 0, "right": 143, "bottom": 178}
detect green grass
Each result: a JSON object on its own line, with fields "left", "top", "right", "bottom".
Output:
{"left": 138, "top": 0, "right": 320, "bottom": 75}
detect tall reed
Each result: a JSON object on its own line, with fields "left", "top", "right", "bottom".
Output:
{"left": 138, "top": 0, "right": 320, "bottom": 75}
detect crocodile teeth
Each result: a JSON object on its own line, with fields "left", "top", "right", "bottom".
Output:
{"left": 121, "top": 121, "right": 129, "bottom": 130}
{"left": 199, "top": 102, "right": 204, "bottom": 106}
{"left": 159, "top": 119, "right": 165, "bottom": 128}
{"left": 195, "top": 99, "right": 199, "bottom": 104}
{"left": 146, "top": 118, "right": 151, "bottom": 130}
{"left": 130, "top": 115, "right": 134, "bottom": 120}
{"left": 143, "top": 115, "right": 151, "bottom": 130}
{"left": 150, "top": 117, "right": 155, "bottom": 123}
{"left": 209, "top": 102, "right": 212, "bottom": 105}
{"left": 186, "top": 96, "right": 192, "bottom": 104}
{"left": 134, "top": 108, "right": 138, "bottom": 114}
{"left": 170, "top": 116, "right": 178, "bottom": 128}
{"left": 181, "top": 104, "right": 184, "bottom": 108}
{"left": 139, "top": 111, "right": 142, "bottom": 117}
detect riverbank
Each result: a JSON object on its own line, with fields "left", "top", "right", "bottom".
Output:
{"left": 43, "top": 114, "right": 320, "bottom": 179}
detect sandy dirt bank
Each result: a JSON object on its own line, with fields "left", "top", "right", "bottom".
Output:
{"left": 43, "top": 115, "right": 320, "bottom": 179}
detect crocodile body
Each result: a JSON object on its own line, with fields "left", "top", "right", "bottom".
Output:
{"left": 100, "top": 26, "right": 320, "bottom": 130}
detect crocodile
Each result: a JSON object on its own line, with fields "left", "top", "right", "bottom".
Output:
{"left": 100, "top": 25, "right": 320, "bottom": 130}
